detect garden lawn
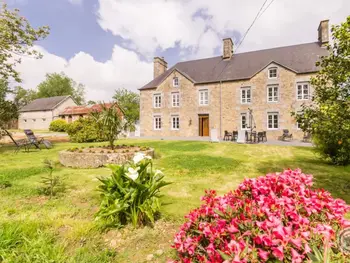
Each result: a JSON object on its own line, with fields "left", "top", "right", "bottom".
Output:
{"left": 0, "top": 140, "right": 349, "bottom": 262}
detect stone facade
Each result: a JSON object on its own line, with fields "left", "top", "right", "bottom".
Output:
{"left": 140, "top": 65, "right": 315, "bottom": 140}
{"left": 18, "top": 97, "right": 76, "bottom": 130}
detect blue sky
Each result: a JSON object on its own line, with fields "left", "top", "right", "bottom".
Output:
{"left": 8, "top": 0, "right": 350, "bottom": 100}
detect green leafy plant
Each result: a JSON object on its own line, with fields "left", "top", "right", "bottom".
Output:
{"left": 38, "top": 160, "right": 65, "bottom": 198}
{"left": 49, "top": 119, "right": 68, "bottom": 132}
{"left": 66, "top": 117, "right": 106, "bottom": 143}
{"left": 96, "top": 152, "right": 171, "bottom": 228}
{"left": 0, "top": 180, "right": 11, "bottom": 189}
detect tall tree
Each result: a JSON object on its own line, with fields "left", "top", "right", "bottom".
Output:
{"left": 0, "top": 4, "right": 49, "bottom": 83}
{"left": 113, "top": 88, "right": 140, "bottom": 130}
{"left": 294, "top": 16, "right": 350, "bottom": 165}
{"left": 0, "top": 81, "right": 17, "bottom": 128}
{"left": 37, "top": 72, "right": 86, "bottom": 105}
{"left": 13, "top": 86, "right": 37, "bottom": 108}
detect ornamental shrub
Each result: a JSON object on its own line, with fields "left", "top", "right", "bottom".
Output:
{"left": 49, "top": 119, "right": 67, "bottom": 132}
{"left": 66, "top": 117, "right": 105, "bottom": 143}
{"left": 96, "top": 152, "right": 171, "bottom": 228}
{"left": 170, "top": 169, "right": 350, "bottom": 263}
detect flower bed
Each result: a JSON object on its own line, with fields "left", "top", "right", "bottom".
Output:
{"left": 170, "top": 169, "right": 350, "bottom": 263}
{"left": 59, "top": 145, "right": 154, "bottom": 168}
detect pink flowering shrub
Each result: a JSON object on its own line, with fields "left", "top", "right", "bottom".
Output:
{"left": 171, "top": 169, "right": 350, "bottom": 263}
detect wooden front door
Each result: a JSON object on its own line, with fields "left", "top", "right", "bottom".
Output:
{"left": 199, "top": 115, "right": 209, "bottom": 136}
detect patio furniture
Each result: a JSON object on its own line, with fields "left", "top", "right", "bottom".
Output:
{"left": 302, "top": 132, "right": 311, "bottom": 142}
{"left": 279, "top": 129, "right": 293, "bottom": 141}
{"left": 245, "top": 131, "right": 257, "bottom": 143}
{"left": 232, "top": 131, "right": 238, "bottom": 142}
{"left": 4, "top": 130, "right": 31, "bottom": 153}
{"left": 258, "top": 131, "right": 267, "bottom": 143}
{"left": 24, "top": 129, "right": 52, "bottom": 149}
{"left": 223, "top": 130, "right": 232, "bottom": 141}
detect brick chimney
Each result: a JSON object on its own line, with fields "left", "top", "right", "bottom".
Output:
{"left": 223, "top": 38, "right": 233, "bottom": 59}
{"left": 153, "top": 57, "right": 167, "bottom": 79}
{"left": 318, "top": 20, "right": 329, "bottom": 47}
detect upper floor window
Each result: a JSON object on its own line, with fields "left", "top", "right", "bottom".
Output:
{"left": 171, "top": 115, "right": 180, "bottom": 130}
{"left": 241, "top": 87, "right": 251, "bottom": 104}
{"left": 267, "top": 112, "right": 279, "bottom": 129}
{"left": 267, "top": 85, "right": 279, "bottom": 102}
{"left": 154, "top": 116, "right": 162, "bottom": 130}
{"left": 297, "top": 82, "right": 310, "bottom": 100}
{"left": 199, "top": 89, "right": 209, "bottom": 105}
{"left": 153, "top": 93, "right": 162, "bottom": 108}
{"left": 172, "top": 92, "right": 180, "bottom": 107}
{"left": 173, "top": 77, "right": 179, "bottom": 87}
{"left": 241, "top": 113, "right": 248, "bottom": 130}
{"left": 268, "top": 67, "right": 277, "bottom": 79}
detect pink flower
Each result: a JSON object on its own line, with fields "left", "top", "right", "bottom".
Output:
{"left": 258, "top": 249, "right": 269, "bottom": 261}
{"left": 272, "top": 246, "right": 284, "bottom": 261}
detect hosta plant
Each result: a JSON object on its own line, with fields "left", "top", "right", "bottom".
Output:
{"left": 170, "top": 169, "right": 350, "bottom": 263}
{"left": 96, "top": 152, "right": 171, "bottom": 228}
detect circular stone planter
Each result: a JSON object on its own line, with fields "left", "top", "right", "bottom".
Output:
{"left": 59, "top": 148, "right": 154, "bottom": 168}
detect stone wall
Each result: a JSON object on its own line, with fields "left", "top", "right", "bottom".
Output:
{"left": 140, "top": 65, "right": 315, "bottom": 140}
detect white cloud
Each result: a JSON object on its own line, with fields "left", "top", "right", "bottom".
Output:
{"left": 97, "top": 0, "right": 350, "bottom": 54}
{"left": 15, "top": 45, "right": 153, "bottom": 101}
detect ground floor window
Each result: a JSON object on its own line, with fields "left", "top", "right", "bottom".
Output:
{"left": 267, "top": 112, "right": 279, "bottom": 129}
{"left": 241, "top": 113, "right": 248, "bottom": 130}
{"left": 154, "top": 116, "right": 162, "bottom": 130}
{"left": 171, "top": 115, "right": 180, "bottom": 130}
{"left": 296, "top": 111, "right": 303, "bottom": 130}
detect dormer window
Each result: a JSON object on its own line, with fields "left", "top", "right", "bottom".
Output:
{"left": 173, "top": 77, "right": 179, "bottom": 87}
{"left": 268, "top": 67, "right": 277, "bottom": 79}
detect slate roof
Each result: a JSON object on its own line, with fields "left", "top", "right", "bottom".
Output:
{"left": 19, "top": 96, "right": 70, "bottom": 112}
{"left": 140, "top": 42, "right": 328, "bottom": 90}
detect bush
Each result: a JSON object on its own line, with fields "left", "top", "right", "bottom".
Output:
{"left": 95, "top": 152, "right": 171, "bottom": 228}
{"left": 66, "top": 117, "right": 105, "bottom": 143}
{"left": 170, "top": 169, "right": 350, "bottom": 263}
{"left": 49, "top": 119, "right": 67, "bottom": 132}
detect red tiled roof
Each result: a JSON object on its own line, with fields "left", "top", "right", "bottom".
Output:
{"left": 59, "top": 103, "right": 117, "bottom": 116}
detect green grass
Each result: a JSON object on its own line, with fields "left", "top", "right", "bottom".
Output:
{"left": 0, "top": 140, "right": 349, "bottom": 262}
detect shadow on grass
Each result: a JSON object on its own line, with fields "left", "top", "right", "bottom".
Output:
{"left": 256, "top": 157, "right": 350, "bottom": 204}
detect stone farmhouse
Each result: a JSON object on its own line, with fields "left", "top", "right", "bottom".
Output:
{"left": 139, "top": 20, "right": 330, "bottom": 140}
{"left": 18, "top": 96, "right": 77, "bottom": 130}
{"left": 59, "top": 103, "right": 114, "bottom": 123}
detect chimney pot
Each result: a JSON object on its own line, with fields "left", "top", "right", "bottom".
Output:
{"left": 223, "top": 38, "right": 234, "bottom": 59}
{"left": 318, "top": 20, "right": 329, "bottom": 47}
{"left": 153, "top": 57, "right": 168, "bottom": 79}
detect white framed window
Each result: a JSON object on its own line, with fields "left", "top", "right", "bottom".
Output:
{"left": 241, "top": 87, "right": 251, "bottom": 104}
{"left": 268, "top": 67, "right": 277, "bottom": 79}
{"left": 172, "top": 92, "right": 180, "bottom": 107}
{"left": 296, "top": 111, "right": 303, "bottom": 130}
{"left": 267, "top": 112, "right": 279, "bottom": 129}
{"left": 267, "top": 85, "right": 279, "bottom": 102}
{"left": 153, "top": 93, "right": 162, "bottom": 108}
{"left": 171, "top": 115, "right": 180, "bottom": 130}
{"left": 297, "top": 82, "right": 310, "bottom": 100}
{"left": 173, "top": 77, "right": 179, "bottom": 87}
{"left": 241, "top": 113, "right": 248, "bottom": 130}
{"left": 153, "top": 116, "right": 162, "bottom": 130}
{"left": 199, "top": 89, "right": 209, "bottom": 105}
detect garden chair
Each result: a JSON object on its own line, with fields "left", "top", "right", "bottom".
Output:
{"left": 258, "top": 131, "right": 267, "bottom": 142}
{"left": 4, "top": 130, "right": 31, "bottom": 153}
{"left": 232, "top": 131, "right": 238, "bottom": 142}
{"left": 223, "top": 130, "right": 232, "bottom": 141}
{"left": 279, "top": 129, "right": 293, "bottom": 141}
{"left": 24, "top": 129, "right": 52, "bottom": 149}
{"left": 302, "top": 132, "right": 311, "bottom": 142}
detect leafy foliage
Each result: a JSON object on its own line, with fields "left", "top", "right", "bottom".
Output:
{"left": 49, "top": 119, "right": 68, "bottom": 132}
{"left": 66, "top": 117, "right": 105, "bottom": 143}
{"left": 0, "top": 4, "right": 49, "bottom": 83}
{"left": 294, "top": 16, "right": 350, "bottom": 165}
{"left": 113, "top": 88, "right": 140, "bottom": 130}
{"left": 170, "top": 169, "right": 350, "bottom": 263}
{"left": 91, "top": 103, "right": 126, "bottom": 149}
{"left": 13, "top": 86, "right": 37, "bottom": 108}
{"left": 0, "top": 80, "right": 17, "bottom": 128}
{"left": 37, "top": 72, "right": 85, "bottom": 105}
{"left": 96, "top": 152, "right": 171, "bottom": 228}
{"left": 38, "top": 159, "right": 65, "bottom": 198}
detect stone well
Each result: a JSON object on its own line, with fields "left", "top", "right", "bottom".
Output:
{"left": 59, "top": 149, "right": 154, "bottom": 168}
